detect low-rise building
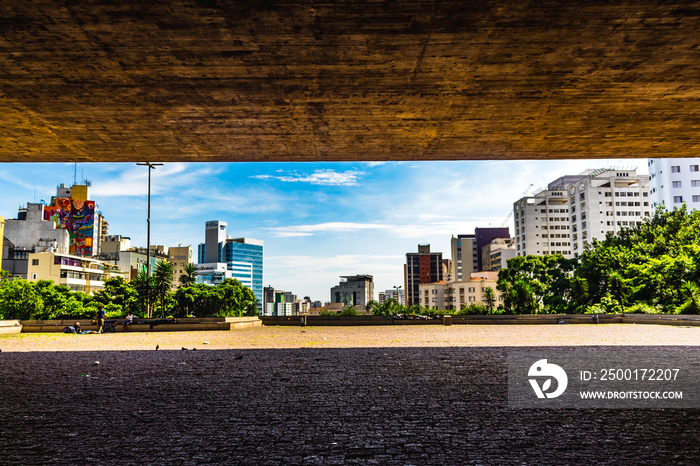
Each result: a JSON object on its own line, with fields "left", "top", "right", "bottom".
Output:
{"left": 330, "top": 274, "right": 374, "bottom": 307}
{"left": 26, "top": 252, "right": 127, "bottom": 293}
{"left": 419, "top": 272, "right": 504, "bottom": 311}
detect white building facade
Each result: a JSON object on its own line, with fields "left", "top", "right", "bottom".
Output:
{"left": 514, "top": 169, "right": 651, "bottom": 258}
{"left": 648, "top": 158, "right": 700, "bottom": 210}
{"left": 514, "top": 186, "right": 573, "bottom": 258}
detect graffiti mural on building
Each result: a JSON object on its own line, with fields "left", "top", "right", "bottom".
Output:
{"left": 44, "top": 198, "right": 95, "bottom": 255}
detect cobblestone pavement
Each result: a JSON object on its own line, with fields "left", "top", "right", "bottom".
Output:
{"left": 1, "top": 344, "right": 699, "bottom": 465}
{"left": 2, "top": 323, "right": 700, "bottom": 352}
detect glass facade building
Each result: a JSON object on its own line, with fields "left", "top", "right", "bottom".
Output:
{"left": 198, "top": 220, "right": 264, "bottom": 313}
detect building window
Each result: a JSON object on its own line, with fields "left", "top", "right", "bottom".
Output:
{"left": 672, "top": 166, "right": 681, "bottom": 173}
{"left": 674, "top": 196, "right": 683, "bottom": 203}
{"left": 32, "top": 259, "right": 39, "bottom": 266}
{"left": 691, "top": 165, "right": 699, "bottom": 172}
{"left": 692, "top": 180, "right": 700, "bottom": 187}
{"left": 673, "top": 181, "right": 682, "bottom": 188}
{"left": 693, "top": 195, "right": 700, "bottom": 203}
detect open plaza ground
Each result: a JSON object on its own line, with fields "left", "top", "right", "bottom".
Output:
{"left": 1, "top": 325, "right": 699, "bottom": 464}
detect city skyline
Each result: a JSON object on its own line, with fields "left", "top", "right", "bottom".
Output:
{"left": 0, "top": 159, "right": 648, "bottom": 301}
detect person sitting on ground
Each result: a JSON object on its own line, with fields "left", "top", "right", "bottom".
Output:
{"left": 74, "top": 322, "right": 82, "bottom": 334}
{"left": 123, "top": 311, "right": 134, "bottom": 332}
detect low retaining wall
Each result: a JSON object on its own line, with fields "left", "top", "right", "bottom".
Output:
{"left": 0, "top": 320, "right": 22, "bottom": 334}
{"left": 19, "top": 317, "right": 261, "bottom": 333}
{"left": 261, "top": 314, "right": 700, "bottom": 327}
{"left": 261, "top": 315, "right": 445, "bottom": 326}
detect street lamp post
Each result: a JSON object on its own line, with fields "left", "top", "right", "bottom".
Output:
{"left": 393, "top": 285, "right": 402, "bottom": 306}
{"left": 137, "top": 162, "right": 162, "bottom": 317}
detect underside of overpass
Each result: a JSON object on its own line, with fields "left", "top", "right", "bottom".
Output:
{"left": 1, "top": 0, "right": 699, "bottom": 163}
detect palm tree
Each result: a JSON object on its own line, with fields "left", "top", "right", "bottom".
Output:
{"left": 607, "top": 271, "right": 628, "bottom": 313}
{"left": 132, "top": 270, "right": 155, "bottom": 318}
{"left": 366, "top": 299, "right": 378, "bottom": 315}
{"left": 680, "top": 282, "right": 700, "bottom": 314}
{"left": 153, "top": 260, "right": 174, "bottom": 317}
{"left": 179, "top": 262, "right": 201, "bottom": 287}
{"left": 569, "top": 276, "right": 590, "bottom": 310}
{"left": 483, "top": 286, "right": 496, "bottom": 312}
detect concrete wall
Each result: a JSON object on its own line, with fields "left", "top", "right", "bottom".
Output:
{"left": 262, "top": 314, "right": 700, "bottom": 327}
{"left": 0, "top": 320, "right": 22, "bottom": 334}
{"left": 19, "top": 317, "right": 261, "bottom": 333}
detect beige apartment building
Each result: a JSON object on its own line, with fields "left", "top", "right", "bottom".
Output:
{"left": 419, "top": 272, "right": 504, "bottom": 311}
{"left": 26, "top": 252, "right": 127, "bottom": 294}
{"left": 481, "top": 238, "right": 516, "bottom": 271}
{"left": 168, "top": 245, "right": 194, "bottom": 290}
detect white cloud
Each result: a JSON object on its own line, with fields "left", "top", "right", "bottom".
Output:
{"left": 251, "top": 169, "right": 365, "bottom": 186}
{"left": 266, "top": 221, "right": 392, "bottom": 237}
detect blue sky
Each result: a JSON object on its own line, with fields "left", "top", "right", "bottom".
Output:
{"left": 0, "top": 159, "right": 648, "bottom": 301}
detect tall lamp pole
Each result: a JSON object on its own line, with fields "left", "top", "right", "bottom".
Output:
{"left": 136, "top": 162, "right": 162, "bottom": 277}
{"left": 393, "top": 285, "right": 402, "bottom": 306}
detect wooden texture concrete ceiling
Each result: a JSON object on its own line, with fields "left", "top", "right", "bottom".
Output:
{"left": 1, "top": 0, "right": 699, "bottom": 163}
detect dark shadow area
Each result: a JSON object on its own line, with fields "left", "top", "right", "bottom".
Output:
{"left": 1, "top": 347, "right": 698, "bottom": 464}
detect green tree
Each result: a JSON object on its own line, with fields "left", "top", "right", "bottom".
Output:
{"left": 370, "top": 298, "right": 404, "bottom": 316}
{"left": 93, "top": 276, "right": 139, "bottom": 316}
{"left": 132, "top": 270, "right": 155, "bottom": 317}
{"left": 497, "top": 254, "right": 576, "bottom": 314}
{"left": 366, "top": 299, "right": 378, "bottom": 315}
{"left": 483, "top": 286, "right": 496, "bottom": 312}
{"left": 153, "top": 260, "right": 174, "bottom": 317}
{"left": 0, "top": 279, "right": 43, "bottom": 320}
{"left": 569, "top": 276, "right": 590, "bottom": 311}
{"left": 340, "top": 306, "right": 359, "bottom": 315}
{"left": 179, "top": 263, "right": 200, "bottom": 287}
{"left": 679, "top": 282, "right": 700, "bottom": 314}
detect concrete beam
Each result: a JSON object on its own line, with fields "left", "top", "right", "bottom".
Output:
{"left": 1, "top": 1, "right": 699, "bottom": 162}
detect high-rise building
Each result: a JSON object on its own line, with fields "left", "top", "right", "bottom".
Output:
{"left": 379, "top": 288, "right": 405, "bottom": 305}
{"left": 482, "top": 237, "right": 516, "bottom": 271}
{"left": 450, "top": 228, "right": 510, "bottom": 277}
{"left": 198, "top": 221, "right": 264, "bottom": 312}
{"left": 648, "top": 158, "right": 700, "bottom": 210}
{"left": 567, "top": 169, "right": 651, "bottom": 255}
{"left": 474, "top": 227, "right": 510, "bottom": 271}
{"left": 513, "top": 180, "right": 576, "bottom": 258}
{"left": 514, "top": 169, "right": 651, "bottom": 258}
{"left": 45, "top": 183, "right": 106, "bottom": 256}
{"left": 450, "top": 234, "right": 476, "bottom": 281}
{"left": 330, "top": 275, "right": 374, "bottom": 307}
{"left": 405, "top": 244, "right": 443, "bottom": 306}
{"left": 168, "top": 245, "right": 194, "bottom": 290}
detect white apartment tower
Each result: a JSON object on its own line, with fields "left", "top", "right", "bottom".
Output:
{"left": 648, "top": 158, "right": 700, "bottom": 210}
{"left": 513, "top": 182, "right": 576, "bottom": 258}
{"left": 514, "top": 169, "right": 651, "bottom": 258}
{"left": 567, "top": 169, "right": 651, "bottom": 256}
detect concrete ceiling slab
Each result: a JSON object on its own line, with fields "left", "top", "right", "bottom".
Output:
{"left": 1, "top": 1, "right": 699, "bottom": 163}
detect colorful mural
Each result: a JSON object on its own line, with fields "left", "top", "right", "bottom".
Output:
{"left": 44, "top": 198, "right": 95, "bottom": 256}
